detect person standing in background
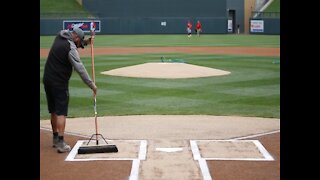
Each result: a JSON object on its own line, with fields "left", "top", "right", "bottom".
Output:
{"left": 196, "top": 20, "right": 202, "bottom": 37}
{"left": 187, "top": 20, "right": 192, "bottom": 37}
{"left": 237, "top": 24, "right": 240, "bottom": 34}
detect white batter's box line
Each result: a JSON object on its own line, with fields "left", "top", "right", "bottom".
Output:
{"left": 231, "top": 130, "right": 280, "bottom": 140}
{"left": 204, "top": 157, "right": 273, "bottom": 161}
{"left": 190, "top": 140, "right": 201, "bottom": 160}
{"left": 198, "top": 158, "right": 213, "bottom": 180}
{"left": 129, "top": 159, "right": 140, "bottom": 180}
{"left": 65, "top": 140, "right": 148, "bottom": 161}
{"left": 138, "top": 140, "right": 147, "bottom": 160}
{"left": 252, "top": 140, "right": 274, "bottom": 161}
{"left": 128, "top": 140, "right": 147, "bottom": 180}
{"left": 190, "top": 139, "right": 274, "bottom": 161}
{"left": 190, "top": 141, "right": 213, "bottom": 180}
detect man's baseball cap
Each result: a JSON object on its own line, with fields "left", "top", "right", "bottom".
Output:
{"left": 72, "top": 27, "right": 85, "bottom": 48}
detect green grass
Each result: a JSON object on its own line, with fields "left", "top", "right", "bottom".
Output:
{"left": 40, "top": 0, "right": 93, "bottom": 18}
{"left": 40, "top": 34, "right": 280, "bottom": 48}
{"left": 40, "top": 51, "right": 280, "bottom": 119}
{"left": 264, "top": 0, "right": 280, "bottom": 12}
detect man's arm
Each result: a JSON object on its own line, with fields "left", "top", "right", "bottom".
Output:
{"left": 68, "top": 48, "right": 97, "bottom": 93}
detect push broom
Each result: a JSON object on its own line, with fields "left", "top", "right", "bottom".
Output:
{"left": 78, "top": 21, "right": 118, "bottom": 154}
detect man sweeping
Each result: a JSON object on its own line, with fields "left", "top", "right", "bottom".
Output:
{"left": 43, "top": 27, "right": 97, "bottom": 153}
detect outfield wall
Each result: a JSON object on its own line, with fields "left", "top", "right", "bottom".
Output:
{"left": 40, "top": 17, "right": 227, "bottom": 35}
{"left": 40, "top": 0, "right": 278, "bottom": 35}
{"left": 40, "top": 19, "right": 64, "bottom": 36}
{"left": 82, "top": 0, "right": 227, "bottom": 18}
{"left": 40, "top": 0, "right": 231, "bottom": 35}
{"left": 82, "top": 0, "right": 228, "bottom": 34}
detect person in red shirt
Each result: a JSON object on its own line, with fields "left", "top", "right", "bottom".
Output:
{"left": 196, "top": 20, "right": 202, "bottom": 37}
{"left": 187, "top": 20, "right": 192, "bottom": 37}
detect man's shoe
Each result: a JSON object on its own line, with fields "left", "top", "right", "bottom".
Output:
{"left": 52, "top": 137, "right": 59, "bottom": 148}
{"left": 56, "top": 141, "right": 71, "bottom": 153}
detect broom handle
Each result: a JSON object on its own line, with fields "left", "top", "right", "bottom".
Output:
{"left": 90, "top": 26, "right": 99, "bottom": 144}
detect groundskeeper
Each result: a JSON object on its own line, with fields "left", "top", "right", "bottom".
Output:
{"left": 43, "top": 27, "right": 97, "bottom": 153}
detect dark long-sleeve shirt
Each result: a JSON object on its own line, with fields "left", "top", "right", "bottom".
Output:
{"left": 43, "top": 30, "right": 94, "bottom": 90}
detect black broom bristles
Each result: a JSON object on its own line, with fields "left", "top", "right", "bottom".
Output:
{"left": 78, "top": 145, "right": 118, "bottom": 154}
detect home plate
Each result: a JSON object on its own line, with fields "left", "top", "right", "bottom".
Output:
{"left": 155, "top": 147, "right": 183, "bottom": 152}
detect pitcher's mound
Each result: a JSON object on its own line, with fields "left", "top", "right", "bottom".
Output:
{"left": 101, "top": 62, "right": 230, "bottom": 79}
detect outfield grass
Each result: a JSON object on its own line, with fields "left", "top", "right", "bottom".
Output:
{"left": 40, "top": 34, "right": 280, "bottom": 120}
{"left": 40, "top": 34, "right": 280, "bottom": 48}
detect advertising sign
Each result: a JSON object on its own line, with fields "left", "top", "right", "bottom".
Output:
{"left": 250, "top": 20, "right": 264, "bottom": 33}
{"left": 228, "top": 20, "right": 233, "bottom": 32}
{"left": 63, "top": 20, "right": 101, "bottom": 32}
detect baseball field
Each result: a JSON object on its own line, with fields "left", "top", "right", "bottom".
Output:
{"left": 40, "top": 34, "right": 280, "bottom": 180}
{"left": 40, "top": 34, "right": 280, "bottom": 119}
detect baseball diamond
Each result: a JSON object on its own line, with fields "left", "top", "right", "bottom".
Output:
{"left": 40, "top": 115, "right": 280, "bottom": 180}
{"left": 40, "top": 44, "right": 280, "bottom": 179}
{"left": 40, "top": 1, "right": 280, "bottom": 179}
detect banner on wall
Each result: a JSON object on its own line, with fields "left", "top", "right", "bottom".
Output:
{"left": 250, "top": 20, "right": 264, "bottom": 32}
{"left": 228, "top": 20, "right": 233, "bottom": 32}
{"left": 63, "top": 20, "right": 101, "bottom": 32}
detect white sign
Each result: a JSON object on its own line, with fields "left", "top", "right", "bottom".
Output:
{"left": 228, "top": 20, "right": 233, "bottom": 32}
{"left": 250, "top": 20, "right": 264, "bottom": 32}
{"left": 161, "top": 21, "right": 167, "bottom": 26}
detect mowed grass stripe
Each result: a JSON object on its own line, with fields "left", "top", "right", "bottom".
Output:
{"left": 40, "top": 53, "right": 279, "bottom": 119}
{"left": 40, "top": 34, "right": 280, "bottom": 48}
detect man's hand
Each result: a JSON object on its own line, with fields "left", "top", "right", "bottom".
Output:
{"left": 84, "top": 37, "right": 92, "bottom": 46}
{"left": 91, "top": 82, "right": 97, "bottom": 95}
